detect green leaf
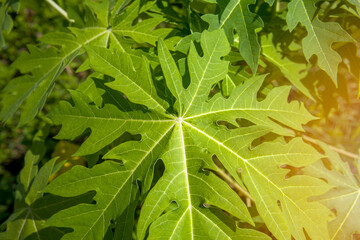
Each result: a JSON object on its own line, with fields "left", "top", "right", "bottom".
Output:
{"left": 46, "top": 93, "right": 174, "bottom": 238}
{"left": 0, "top": 0, "right": 175, "bottom": 125}
{"left": 109, "top": 0, "right": 176, "bottom": 51}
{"left": 286, "top": 0, "right": 353, "bottom": 84}
{"left": 181, "top": 30, "right": 230, "bottom": 117}
{"left": 49, "top": 90, "right": 173, "bottom": 156}
{"left": 19, "top": 125, "right": 50, "bottom": 205}
{"left": 303, "top": 142, "right": 360, "bottom": 240}
{"left": 45, "top": 29, "right": 331, "bottom": 240}
{"left": 158, "top": 37, "right": 184, "bottom": 114}
{"left": 136, "top": 122, "right": 257, "bottom": 239}
{"left": 202, "top": 0, "right": 263, "bottom": 73}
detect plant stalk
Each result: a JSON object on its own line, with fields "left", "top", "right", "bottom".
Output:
{"left": 45, "top": 0, "right": 74, "bottom": 23}
{"left": 287, "top": 128, "right": 359, "bottom": 160}
{"left": 301, "top": 134, "right": 359, "bottom": 159}
{"left": 215, "top": 167, "right": 255, "bottom": 205}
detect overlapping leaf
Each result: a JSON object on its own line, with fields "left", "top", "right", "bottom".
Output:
{"left": 202, "top": 0, "right": 263, "bottom": 73}
{"left": 0, "top": 126, "right": 94, "bottom": 240}
{"left": 0, "top": 27, "right": 108, "bottom": 126}
{"left": 45, "top": 29, "right": 331, "bottom": 240}
{"left": 347, "top": 0, "right": 360, "bottom": 14}
{"left": 0, "top": 0, "right": 174, "bottom": 126}
{"left": 261, "top": 34, "right": 314, "bottom": 101}
{"left": 286, "top": 0, "right": 353, "bottom": 84}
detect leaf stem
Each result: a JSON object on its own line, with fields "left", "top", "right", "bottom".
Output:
{"left": 45, "top": 0, "right": 74, "bottom": 23}
{"left": 215, "top": 167, "right": 255, "bottom": 205}
{"left": 287, "top": 128, "right": 359, "bottom": 160}
{"left": 301, "top": 134, "right": 359, "bottom": 159}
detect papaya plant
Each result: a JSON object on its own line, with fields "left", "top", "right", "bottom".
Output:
{"left": 0, "top": 0, "right": 359, "bottom": 239}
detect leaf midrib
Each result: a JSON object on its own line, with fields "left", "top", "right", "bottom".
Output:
{"left": 182, "top": 35, "right": 222, "bottom": 117}
{"left": 331, "top": 190, "right": 360, "bottom": 240}
{"left": 184, "top": 108, "right": 310, "bottom": 120}
{"left": 179, "top": 121, "right": 194, "bottom": 240}
{"left": 57, "top": 114, "right": 173, "bottom": 122}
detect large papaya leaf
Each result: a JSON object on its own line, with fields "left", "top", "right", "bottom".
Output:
{"left": 45, "top": 29, "right": 331, "bottom": 240}
{"left": 286, "top": 0, "right": 353, "bottom": 84}
{"left": 303, "top": 142, "right": 360, "bottom": 240}
{"left": 202, "top": 0, "right": 263, "bottom": 73}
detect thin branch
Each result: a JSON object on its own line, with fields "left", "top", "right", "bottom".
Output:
{"left": 302, "top": 134, "right": 359, "bottom": 159}
{"left": 286, "top": 128, "right": 359, "bottom": 160}
{"left": 45, "top": 0, "right": 74, "bottom": 23}
{"left": 215, "top": 167, "right": 255, "bottom": 205}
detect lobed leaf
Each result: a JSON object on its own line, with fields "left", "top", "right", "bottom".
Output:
{"left": 0, "top": 0, "right": 175, "bottom": 125}
{"left": 286, "top": 0, "right": 353, "bottom": 84}
{"left": 46, "top": 29, "right": 331, "bottom": 240}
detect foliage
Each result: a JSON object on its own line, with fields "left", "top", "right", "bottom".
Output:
{"left": 1, "top": 0, "right": 360, "bottom": 239}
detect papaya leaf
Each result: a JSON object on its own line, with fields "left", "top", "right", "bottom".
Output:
{"left": 0, "top": 0, "right": 175, "bottom": 126}
{"left": 45, "top": 29, "right": 331, "bottom": 240}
